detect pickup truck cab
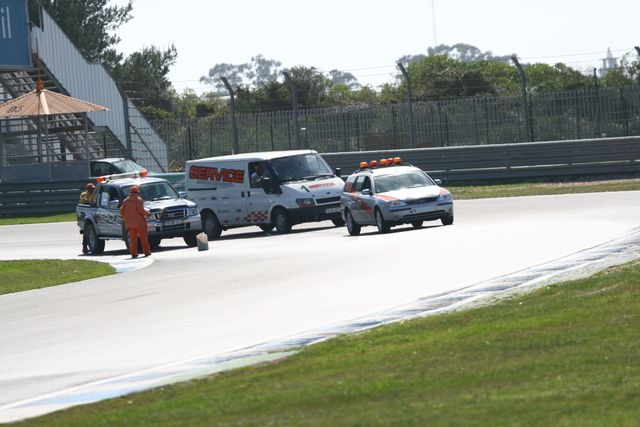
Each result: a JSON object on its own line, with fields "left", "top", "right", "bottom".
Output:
{"left": 77, "top": 171, "right": 202, "bottom": 254}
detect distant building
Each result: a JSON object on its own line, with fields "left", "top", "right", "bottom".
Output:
{"left": 599, "top": 48, "right": 618, "bottom": 77}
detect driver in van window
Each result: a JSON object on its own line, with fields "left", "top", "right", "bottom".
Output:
{"left": 250, "top": 163, "right": 266, "bottom": 187}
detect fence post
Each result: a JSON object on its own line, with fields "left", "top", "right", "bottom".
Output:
{"left": 283, "top": 71, "right": 301, "bottom": 149}
{"left": 220, "top": 76, "right": 240, "bottom": 154}
{"left": 397, "top": 62, "right": 416, "bottom": 148}
{"left": 511, "top": 56, "right": 533, "bottom": 142}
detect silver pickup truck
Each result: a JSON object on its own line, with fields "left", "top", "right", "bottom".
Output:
{"left": 77, "top": 173, "right": 202, "bottom": 254}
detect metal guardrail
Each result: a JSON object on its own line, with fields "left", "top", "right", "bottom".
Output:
{"left": 1, "top": 137, "right": 639, "bottom": 216}
{"left": 322, "top": 136, "right": 640, "bottom": 182}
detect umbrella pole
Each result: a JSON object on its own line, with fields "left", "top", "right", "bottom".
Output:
{"left": 37, "top": 115, "right": 43, "bottom": 163}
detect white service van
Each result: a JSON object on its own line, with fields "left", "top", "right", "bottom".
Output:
{"left": 185, "top": 150, "right": 346, "bottom": 239}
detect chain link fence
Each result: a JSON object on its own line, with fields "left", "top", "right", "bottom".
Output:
{"left": 151, "top": 85, "right": 640, "bottom": 171}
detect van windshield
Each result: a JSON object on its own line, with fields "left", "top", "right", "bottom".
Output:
{"left": 268, "top": 153, "right": 333, "bottom": 183}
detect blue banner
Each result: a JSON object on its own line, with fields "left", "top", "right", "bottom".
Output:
{"left": 0, "top": 0, "right": 31, "bottom": 68}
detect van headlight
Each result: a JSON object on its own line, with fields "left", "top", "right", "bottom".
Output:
{"left": 296, "top": 198, "right": 315, "bottom": 208}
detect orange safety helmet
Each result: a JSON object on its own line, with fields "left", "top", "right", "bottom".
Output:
{"left": 86, "top": 183, "right": 95, "bottom": 192}
{"left": 130, "top": 185, "right": 140, "bottom": 193}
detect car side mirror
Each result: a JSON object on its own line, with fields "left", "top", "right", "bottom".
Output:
{"left": 434, "top": 179, "right": 442, "bottom": 186}
{"left": 108, "top": 200, "right": 120, "bottom": 209}
{"left": 361, "top": 189, "right": 372, "bottom": 196}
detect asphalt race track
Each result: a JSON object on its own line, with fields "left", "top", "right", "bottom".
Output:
{"left": 1, "top": 191, "right": 639, "bottom": 421}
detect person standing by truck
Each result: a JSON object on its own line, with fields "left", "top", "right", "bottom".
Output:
{"left": 119, "top": 185, "right": 151, "bottom": 258}
{"left": 79, "top": 183, "right": 96, "bottom": 253}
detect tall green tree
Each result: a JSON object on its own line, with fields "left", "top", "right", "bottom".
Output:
{"left": 37, "top": 0, "right": 133, "bottom": 70}
{"left": 111, "top": 45, "right": 178, "bottom": 118}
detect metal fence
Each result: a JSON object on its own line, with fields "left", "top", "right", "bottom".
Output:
{"left": 150, "top": 85, "right": 640, "bottom": 170}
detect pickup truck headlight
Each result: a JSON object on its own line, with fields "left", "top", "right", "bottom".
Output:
{"left": 187, "top": 207, "right": 198, "bottom": 217}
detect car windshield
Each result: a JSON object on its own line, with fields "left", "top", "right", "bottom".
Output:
{"left": 124, "top": 182, "right": 179, "bottom": 201}
{"left": 114, "top": 159, "right": 146, "bottom": 173}
{"left": 374, "top": 171, "right": 435, "bottom": 193}
{"left": 268, "top": 153, "right": 333, "bottom": 183}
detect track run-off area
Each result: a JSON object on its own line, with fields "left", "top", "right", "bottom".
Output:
{"left": 0, "top": 191, "right": 639, "bottom": 422}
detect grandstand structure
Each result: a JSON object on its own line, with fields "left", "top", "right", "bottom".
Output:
{"left": 0, "top": 0, "right": 167, "bottom": 183}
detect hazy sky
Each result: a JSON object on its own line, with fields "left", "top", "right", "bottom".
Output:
{"left": 112, "top": 0, "right": 640, "bottom": 94}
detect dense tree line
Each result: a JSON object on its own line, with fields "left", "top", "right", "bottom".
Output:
{"left": 39, "top": 1, "right": 640, "bottom": 120}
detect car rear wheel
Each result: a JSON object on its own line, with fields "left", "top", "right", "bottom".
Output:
{"left": 85, "top": 223, "right": 105, "bottom": 254}
{"left": 441, "top": 214, "right": 454, "bottom": 226}
{"left": 375, "top": 209, "right": 390, "bottom": 234}
{"left": 273, "top": 208, "right": 292, "bottom": 234}
{"left": 411, "top": 221, "right": 424, "bottom": 229}
{"left": 202, "top": 211, "right": 222, "bottom": 240}
{"left": 345, "top": 210, "right": 361, "bottom": 236}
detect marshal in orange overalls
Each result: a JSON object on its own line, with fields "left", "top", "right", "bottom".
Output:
{"left": 119, "top": 186, "right": 151, "bottom": 258}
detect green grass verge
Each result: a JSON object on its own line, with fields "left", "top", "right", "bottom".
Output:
{"left": 0, "top": 260, "right": 115, "bottom": 296}
{"left": 23, "top": 261, "right": 640, "bottom": 426}
{"left": 0, "top": 212, "right": 75, "bottom": 226}
{"left": 449, "top": 177, "right": 640, "bottom": 200}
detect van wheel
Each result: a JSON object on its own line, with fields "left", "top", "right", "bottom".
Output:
{"left": 273, "top": 208, "right": 292, "bottom": 234}
{"left": 331, "top": 217, "right": 345, "bottom": 227}
{"left": 345, "top": 210, "right": 361, "bottom": 236}
{"left": 85, "top": 223, "right": 105, "bottom": 254}
{"left": 202, "top": 211, "right": 222, "bottom": 240}
{"left": 183, "top": 232, "right": 198, "bottom": 247}
{"left": 259, "top": 224, "right": 274, "bottom": 232}
{"left": 375, "top": 208, "right": 391, "bottom": 234}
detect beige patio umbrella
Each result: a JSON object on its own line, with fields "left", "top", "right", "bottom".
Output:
{"left": 0, "top": 80, "right": 109, "bottom": 173}
{"left": 0, "top": 80, "right": 108, "bottom": 117}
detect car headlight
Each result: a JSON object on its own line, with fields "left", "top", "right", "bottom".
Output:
{"left": 438, "top": 192, "right": 452, "bottom": 202}
{"left": 296, "top": 198, "right": 315, "bottom": 208}
{"left": 187, "top": 207, "right": 198, "bottom": 216}
{"left": 389, "top": 200, "right": 408, "bottom": 210}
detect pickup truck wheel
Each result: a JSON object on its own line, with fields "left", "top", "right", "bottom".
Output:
{"left": 149, "top": 237, "right": 162, "bottom": 250}
{"left": 183, "top": 232, "right": 198, "bottom": 247}
{"left": 259, "top": 224, "right": 274, "bottom": 232}
{"left": 202, "top": 211, "right": 222, "bottom": 240}
{"left": 85, "top": 223, "right": 105, "bottom": 254}
{"left": 273, "top": 208, "right": 292, "bottom": 234}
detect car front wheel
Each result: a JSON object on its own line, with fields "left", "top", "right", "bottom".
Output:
{"left": 375, "top": 209, "right": 390, "bottom": 234}
{"left": 441, "top": 213, "right": 454, "bottom": 226}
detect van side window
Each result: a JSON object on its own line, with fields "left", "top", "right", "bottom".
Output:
{"left": 249, "top": 161, "right": 272, "bottom": 189}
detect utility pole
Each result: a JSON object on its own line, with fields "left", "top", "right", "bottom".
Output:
{"left": 220, "top": 76, "right": 240, "bottom": 154}
{"left": 397, "top": 62, "right": 416, "bottom": 148}
{"left": 511, "top": 56, "right": 532, "bottom": 142}
{"left": 282, "top": 71, "right": 301, "bottom": 149}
